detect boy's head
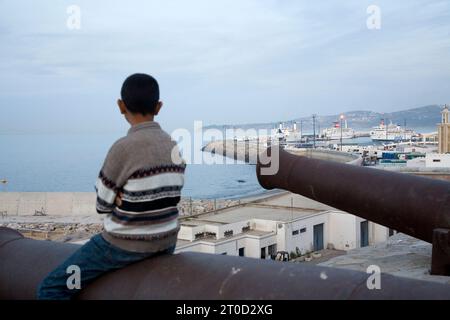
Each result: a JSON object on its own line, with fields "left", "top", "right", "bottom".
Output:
{"left": 118, "top": 73, "right": 162, "bottom": 119}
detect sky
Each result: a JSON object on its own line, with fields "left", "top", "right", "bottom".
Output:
{"left": 0, "top": 0, "right": 449, "bottom": 134}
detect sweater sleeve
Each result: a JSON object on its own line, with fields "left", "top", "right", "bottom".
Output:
{"left": 95, "top": 141, "right": 128, "bottom": 214}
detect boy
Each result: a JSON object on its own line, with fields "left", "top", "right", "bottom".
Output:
{"left": 37, "top": 73, "right": 185, "bottom": 300}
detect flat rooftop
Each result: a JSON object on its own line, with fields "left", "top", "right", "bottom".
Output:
{"left": 186, "top": 205, "right": 325, "bottom": 225}
{"left": 258, "top": 193, "right": 335, "bottom": 211}
{"left": 176, "top": 229, "right": 275, "bottom": 247}
{"left": 180, "top": 219, "right": 225, "bottom": 226}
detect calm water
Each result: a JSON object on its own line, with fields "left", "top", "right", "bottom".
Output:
{"left": 0, "top": 134, "right": 263, "bottom": 199}
{"left": 0, "top": 126, "right": 435, "bottom": 198}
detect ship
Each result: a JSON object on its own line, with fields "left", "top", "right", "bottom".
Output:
{"left": 370, "top": 119, "right": 415, "bottom": 142}
{"left": 273, "top": 122, "right": 302, "bottom": 143}
{"left": 322, "top": 120, "right": 355, "bottom": 140}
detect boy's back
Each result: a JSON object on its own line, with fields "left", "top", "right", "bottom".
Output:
{"left": 96, "top": 121, "right": 185, "bottom": 252}
{"left": 38, "top": 73, "right": 185, "bottom": 299}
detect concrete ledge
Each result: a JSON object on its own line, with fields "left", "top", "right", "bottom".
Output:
{"left": 0, "top": 192, "right": 96, "bottom": 216}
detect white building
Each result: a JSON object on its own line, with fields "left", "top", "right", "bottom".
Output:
{"left": 425, "top": 153, "right": 450, "bottom": 168}
{"left": 419, "top": 105, "right": 450, "bottom": 168}
{"left": 175, "top": 193, "right": 390, "bottom": 259}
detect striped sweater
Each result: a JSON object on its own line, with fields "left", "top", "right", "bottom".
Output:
{"left": 95, "top": 121, "right": 185, "bottom": 253}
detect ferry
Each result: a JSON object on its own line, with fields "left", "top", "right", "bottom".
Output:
{"left": 370, "top": 119, "right": 415, "bottom": 142}
{"left": 322, "top": 120, "right": 355, "bottom": 140}
{"left": 273, "top": 122, "right": 302, "bottom": 143}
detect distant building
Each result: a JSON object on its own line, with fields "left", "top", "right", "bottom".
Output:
{"left": 438, "top": 105, "right": 450, "bottom": 153}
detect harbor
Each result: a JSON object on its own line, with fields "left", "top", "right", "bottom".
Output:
{"left": 202, "top": 107, "right": 447, "bottom": 178}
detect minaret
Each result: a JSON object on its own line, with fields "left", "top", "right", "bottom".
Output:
{"left": 438, "top": 105, "right": 450, "bottom": 153}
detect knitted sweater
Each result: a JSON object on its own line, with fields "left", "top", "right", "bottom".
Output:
{"left": 95, "top": 121, "right": 185, "bottom": 253}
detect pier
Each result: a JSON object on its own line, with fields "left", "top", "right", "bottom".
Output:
{"left": 201, "top": 140, "right": 361, "bottom": 164}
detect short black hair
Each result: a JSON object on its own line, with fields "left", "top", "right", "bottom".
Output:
{"left": 120, "top": 73, "right": 160, "bottom": 115}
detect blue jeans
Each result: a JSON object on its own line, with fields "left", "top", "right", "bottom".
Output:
{"left": 37, "top": 234, "right": 175, "bottom": 300}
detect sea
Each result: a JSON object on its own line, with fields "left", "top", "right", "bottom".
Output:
{"left": 0, "top": 133, "right": 263, "bottom": 199}
{"left": 0, "top": 126, "right": 436, "bottom": 199}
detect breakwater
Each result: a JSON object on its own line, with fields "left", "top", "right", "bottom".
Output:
{"left": 202, "top": 140, "right": 361, "bottom": 165}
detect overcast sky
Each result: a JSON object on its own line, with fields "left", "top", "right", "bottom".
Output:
{"left": 0, "top": 0, "right": 449, "bottom": 134}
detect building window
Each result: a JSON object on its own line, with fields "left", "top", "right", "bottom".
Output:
{"left": 194, "top": 232, "right": 204, "bottom": 240}
{"left": 195, "top": 232, "right": 216, "bottom": 240}
{"left": 238, "top": 247, "right": 245, "bottom": 257}
{"left": 292, "top": 230, "right": 299, "bottom": 236}
{"left": 433, "top": 159, "right": 441, "bottom": 162}
{"left": 224, "top": 230, "right": 233, "bottom": 237}
{"left": 300, "top": 228, "right": 307, "bottom": 233}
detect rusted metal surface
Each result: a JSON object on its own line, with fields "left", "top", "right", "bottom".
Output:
{"left": 432, "top": 229, "right": 450, "bottom": 275}
{"left": 256, "top": 147, "right": 450, "bottom": 275}
{"left": 0, "top": 227, "right": 80, "bottom": 299}
{"left": 1, "top": 227, "right": 450, "bottom": 300}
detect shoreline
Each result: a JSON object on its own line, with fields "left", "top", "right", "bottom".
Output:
{"left": 0, "top": 188, "right": 285, "bottom": 242}
{"left": 0, "top": 189, "right": 268, "bottom": 200}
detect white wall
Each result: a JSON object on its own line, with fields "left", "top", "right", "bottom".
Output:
{"left": 328, "top": 211, "right": 357, "bottom": 250}
{"left": 328, "top": 211, "right": 389, "bottom": 250}
{"left": 217, "top": 220, "right": 251, "bottom": 239}
{"left": 241, "top": 237, "right": 260, "bottom": 258}
{"left": 178, "top": 225, "right": 206, "bottom": 241}
{"left": 204, "top": 224, "right": 220, "bottom": 237}
{"left": 372, "top": 223, "right": 389, "bottom": 244}
{"left": 283, "top": 214, "right": 328, "bottom": 254}
{"left": 425, "top": 153, "right": 450, "bottom": 168}
{"left": 252, "top": 219, "right": 277, "bottom": 232}
{"left": 213, "top": 240, "right": 238, "bottom": 256}
{"left": 276, "top": 223, "right": 288, "bottom": 252}
{"left": 175, "top": 242, "right": 215, "bottom": 254}
{"left": 0, "top": 192, "right": 97, "bottom": 216}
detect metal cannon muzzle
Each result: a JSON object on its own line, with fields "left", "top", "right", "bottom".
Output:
{"left": 256, "top": 147, "right": 450, "bottom": 275}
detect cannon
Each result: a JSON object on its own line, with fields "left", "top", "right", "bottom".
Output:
{"left": 256, "top": 147, "right": 450, "bottom": 276}
{"left": 1, "top": 147, "right": 450, "bottom": 300}
{"left": 1, "top": 227, "right": 450, "bottom": 300}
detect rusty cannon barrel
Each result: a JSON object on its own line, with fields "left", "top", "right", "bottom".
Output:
{"left": 256, "top": 147, "right": 450, "bottom": 275}
{"left": 1, "top": 227, "right": 450, "bottom": 300}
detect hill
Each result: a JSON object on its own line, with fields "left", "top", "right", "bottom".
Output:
{"left": 204, "top": 105, "right": 442, "bottom": 132}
